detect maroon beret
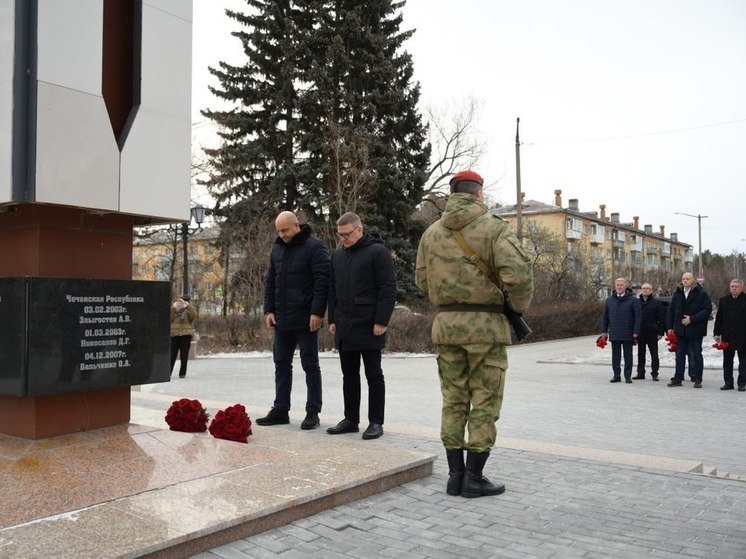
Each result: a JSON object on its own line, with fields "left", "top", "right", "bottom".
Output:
{"left": 449, "top": 170, "right": 484, "bottom": 186}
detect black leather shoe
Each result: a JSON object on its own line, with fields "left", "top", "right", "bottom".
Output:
{"left": 693, "top": 382, "right": 702, "bottom": 388}
{"left": 632, "top": 373, "right": 645, "bottom": 380}
{"left": 301, "top": 412, "right": 320, "bottom": 430}
{"left": 256, "top": 408, "right": 290, "bottom": 426}
{"left": 739, "top": 386, "right": 746, "bottom": 392}
{"left": 362, "top": 423, "right": 383, "bottom": 440}
{"left": 625, "top": 378, "right": 633, "bottom": 384}
{"left": 667, "top": 379, "right": 682, "bottom": 387}
{"left": 651, "top": 373, "right": 659, "bottom": 381}
{"left": 327, "top": 418, "right": 359, "bottom": 434}
{"left": 610, "top": 377, "right": 621, "bottom": 383}
{"left": 720, "top": 385, "right": 734, "bottom": 391}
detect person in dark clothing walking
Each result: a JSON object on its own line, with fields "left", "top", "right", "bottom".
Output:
{"left": 601, "top": 278, "right": 641, "bottom": 383}
{"left": 326, "top": 212, "right": 397, "bottom": 440}
{"left": 257, "top": 211, "right": 331, "bottom": 430}
{"left": 634, "top": 283, "right": 666, "bottom": 381}
{"left": 713, "top": 278, "right": 746, "bottom": 391}
{"left": 666, "top": 272, "right": 712, "bottom": 388}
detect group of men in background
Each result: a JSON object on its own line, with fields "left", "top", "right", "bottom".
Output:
{"left": 602, "top": 273, "right": 746, "bottom": 391}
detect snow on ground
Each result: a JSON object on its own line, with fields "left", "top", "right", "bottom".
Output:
{"left": 201, "top": 343, "right": 727, "bottom": 368}
{"left": 537, "top": 340, "right": 725, "bottom": 368}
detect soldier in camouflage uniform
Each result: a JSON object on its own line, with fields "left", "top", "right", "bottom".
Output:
{"left": 416, "top": 170, "right": 533, "bottom": 498}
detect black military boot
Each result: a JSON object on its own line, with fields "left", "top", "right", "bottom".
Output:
{"left": 461, "top": 451, "right": 505, "bottom": 498}
{"left": 445, "top": 448, "right": 465, "bottom": 496}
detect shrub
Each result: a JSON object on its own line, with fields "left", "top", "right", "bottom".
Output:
{"left": 191, "top": 299, "right": 604, "bottom": 354}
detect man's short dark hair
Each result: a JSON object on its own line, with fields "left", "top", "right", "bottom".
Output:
{"left": 450, "top": 180, "right": 483, "bottom": 195}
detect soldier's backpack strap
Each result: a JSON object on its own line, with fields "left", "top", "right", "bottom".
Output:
{"left": 451, "top": 229, "right": 501, "bottom": 289}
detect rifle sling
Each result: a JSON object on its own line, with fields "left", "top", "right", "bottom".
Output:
{"left": 451, "top": 229, "right": 502, "bottom": 290}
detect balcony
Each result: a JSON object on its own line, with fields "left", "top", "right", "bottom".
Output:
{"left": 611, "top": 230, "right": 625, "bottom": 248}
{"left": 646, "top": 244, "right": 659, "bottom": 254}
{"left": 589, "top": 225, "right": 605, "bottom": 244}
{"left": 565, "top": 217, "right": 583, "bottom": 240}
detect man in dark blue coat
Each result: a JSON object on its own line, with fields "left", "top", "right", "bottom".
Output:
{"left": 258, "top": 211, "right": 331, "bottom": 429}
{"left": 633, "top": 283, "right": 666, "bottom": 381}
{"left": 666, "top": 272, "right": 712, "bottom": 388}
{"left": 713, "top": 278, "right": 746, "bottom": 391}
{"left": 326, "top": 212, "right": 397, "bottom": 440}
{"left": 602, "top": 278, "right": 642, "bottom": 383}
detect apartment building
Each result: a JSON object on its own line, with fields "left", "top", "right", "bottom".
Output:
{"left": 132, "top": 227, "right": 228, "bottom": 314}
{"left": 492, "top": 190, "right": 694, "bottom": 294}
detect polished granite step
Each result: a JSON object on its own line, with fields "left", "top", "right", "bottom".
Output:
{"left": 0, "top": 421, "right": 434, "bottom": 558}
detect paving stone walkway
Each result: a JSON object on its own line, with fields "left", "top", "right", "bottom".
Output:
{"left": 133, "top": 332, "right": 746, "bottom": 558}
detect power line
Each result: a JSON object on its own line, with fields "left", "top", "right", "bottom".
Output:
{"left": 526, "top": 117, "right": 746, "bottom": 146}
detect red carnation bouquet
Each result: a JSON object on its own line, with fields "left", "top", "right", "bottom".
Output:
{"left": 209, "top": 403, "right": 253, "bottom": 443}
{"left": 713, "top": 341, "right": 730, "bottom": 350}
{"left": 665, "top": 332, "right": 677, "bottom": 352}
{"left": 165, "top": 398, "right": 209, "bottom": 432}
{"left": 596, "top": 335, "right": 607, "bottom": 349}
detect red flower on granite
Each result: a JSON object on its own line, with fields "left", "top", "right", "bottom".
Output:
{"left": 165, "top": 398, "right": 209, "bottom": 433}
{"left": 209, "top": 404, "right": 253, "bottom": 443}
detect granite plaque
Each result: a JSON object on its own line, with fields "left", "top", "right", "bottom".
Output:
{"left": 0, "top": 278, "right": 27, "bottom": 396}
{"left": 0, "top": 277, "right": 170, "bottom": 397}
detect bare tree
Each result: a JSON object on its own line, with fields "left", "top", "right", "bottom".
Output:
{"left": 422, "top": 97, "right": 487, "bottom": 196}
{"left": 523, "top": 222, "right": 609, "bottom": 302}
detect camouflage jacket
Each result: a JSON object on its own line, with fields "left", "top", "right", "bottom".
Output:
{"left": 416, "top": 193, "right": 533, "bottom": 345}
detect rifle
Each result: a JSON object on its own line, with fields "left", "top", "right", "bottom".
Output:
{"left": 502, "top": 289, "right": 533, "bottom": 341}
{"left": 451, "top": 230, "right": 533, "bottom": 342}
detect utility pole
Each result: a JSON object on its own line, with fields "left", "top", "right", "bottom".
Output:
{"left": 675, "top": 212, "right": 708, "bottom": 276}
{"left": 515, "top": 117, "right": 523, "bottom": 240}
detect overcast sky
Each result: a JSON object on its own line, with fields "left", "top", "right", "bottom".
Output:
{"left": 191, "top": 0, "right": 746, "bottom": 259}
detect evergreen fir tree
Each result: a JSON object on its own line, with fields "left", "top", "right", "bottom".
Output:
{"left": 201, "top": 0, "right": 429, "bottom": 299}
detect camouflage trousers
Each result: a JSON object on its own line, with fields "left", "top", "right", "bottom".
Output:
{"left": 436, "top": 343, "right": 508, "bottom": 453}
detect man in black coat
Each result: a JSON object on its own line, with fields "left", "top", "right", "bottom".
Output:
{"left": 258, "top": 211, "right": 331, "bottom": 429}
{"left": 713, "top": 278, "right": 746, "bottom": 391}
{"left": 633, "top": 283, "right": 666, "bottom": 381}
{"left": 326, "top": 212, "right": 397, "bottom": 440}
{"left": 666, "top": 272, "right": 712, "bottom": 388}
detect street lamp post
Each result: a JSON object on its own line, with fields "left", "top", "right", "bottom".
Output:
{"left": 675, "top": 211, "right": 708, "bottom": 276}
{"left": 180, "top": 205, "right": 206, "bottom": 297}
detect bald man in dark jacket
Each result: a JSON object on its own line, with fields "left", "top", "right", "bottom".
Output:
{"left": 258, "top": 211, "right": 330, "bottom": 429}
{"left": 666, "top": 272, "right": 712, "bottom": 388}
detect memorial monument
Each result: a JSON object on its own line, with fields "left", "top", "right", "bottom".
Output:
{"left": 0, "top": 1, "right": 193, "bottom": 438}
